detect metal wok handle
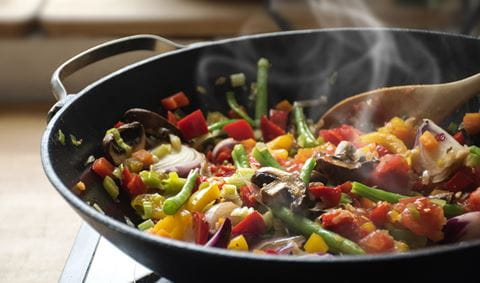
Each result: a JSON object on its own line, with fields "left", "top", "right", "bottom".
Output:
{"left": 48, "top": 35, "right": 184, "bottom": 120}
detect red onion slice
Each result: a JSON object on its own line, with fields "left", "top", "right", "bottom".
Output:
{"left": 151, "top": 145, "right": 206, "bottom": 177}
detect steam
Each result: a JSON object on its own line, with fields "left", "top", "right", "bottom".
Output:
{"left": 194, "top": 0, "right": 441, "bottom": 130}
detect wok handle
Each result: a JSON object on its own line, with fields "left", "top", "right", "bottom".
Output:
{"left": 51, "top": 34, "right": 184, "bottom": 101}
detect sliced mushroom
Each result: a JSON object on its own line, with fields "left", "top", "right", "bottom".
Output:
{"left": 314, "top": 154, "right": 378, "bottom": 184}
{"left": 251, "top": 167, "right": 307, "bottom": 212}
{"left": 123, "top": 108, "right": 183, "bottom": 143}
{"left": 103, "top": 122, "right": 146, "bottom": 165}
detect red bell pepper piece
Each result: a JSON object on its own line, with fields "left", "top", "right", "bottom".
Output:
{"left": 269, "top": 109, "right": 288, "bottom": 130}
{"left": 126, "top": 174, "right": 147, "bottom": 196}
{"left": 319, "top": 124, "right": 361, "bottom": 145}
{"left": 369, "top": 202, "right": 392, "bottom": 227}
{"left": 223, "top": 119, "right": 254, "bottom": 140}
{"left": 193, "top": 212, "right": 210, "bottom": 245}
{"left": 239, "top": 185, "right": 257, "bottom": 207}
{"left": 214, "top": 147, "right": 232, "bottom": 164}
{"left": 161, "top": 91, "right": 190, "bottom": 111}
{"left": 114, "top": 121, "right": 125, "bottom": 128}
{"left": 445, "top": 167, "right": 475, "bottom": 192}
{"left": 232, "top": 211, "right": 266, "bottom": 237}
{"left": 167, "top": 111, "right": 178, "bottom": 125}
{"left": 92, "top": 157, "right": 114, "bottom": 178}
{"left": 453, "top": 131, "right": 465, "bottom": 145}
{"left": 122, "top": 166, "right": 134, "bottom": 187}
{"left": 260, "top": 115, "right": 285, "bottom": 142}
{"left": 309, "top": 184, "right": 341, "bottom": 208}
{"left": 177, "top": 109, "right": 209, "bottom": 140}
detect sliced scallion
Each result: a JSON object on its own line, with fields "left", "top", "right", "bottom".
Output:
{"left": 138, "top": 219, "right": 155, "bottom": 231}
{"left": 103, "top": 176, "right": 119, "bottom": 199}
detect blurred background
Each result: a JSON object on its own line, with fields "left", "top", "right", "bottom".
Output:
{"left": 1, "top": 0, "right": 480, "bottom": 282}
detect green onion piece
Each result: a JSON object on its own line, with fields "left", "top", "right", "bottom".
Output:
{"left": 300, "top": 157, "right": 316, "bottom": 185}
{"left": 139, "top": 170, "right": 162, "bottom": 189}
{"left": 151, "top": 144, "right": 171, "bottom": 159}
{"left": 142, "top": 201, "right": 153, "bottom": 219}
{"left": 163, "top": 169, "right": 199, "bottom": 215}
{"left": 293, "top": 102, "right": 319, "bottom": 148}
{"left": 70, "top": 134, "right": 83, "bottom": 146}
{"left": 208, "top": 119, "right": 238, "bottom": 131}
{"left": 231, "top": 144, "right": 250, "bottom": 169}
{"left": 106, "top": 128, "right": 132, "bottom": 153}
{"left": 230, "top": 73, "right": 246, "bottom": 88}
{"left": 138, "top": 219, "right": 155, "bottom": 231}
{"left": 162, "top": 172, "right": 186, "bottom": 195}
{"left": 252, "top": 143, "right": 283, "bottom": 170}
{"left": 226, "top": 91, "right": 255, "bottom": 126}
{"left": 169, "top": 134, "right": 182, "bottom": 151}
{"left": 255, "top": 58, "right": 270, "bottom": 123}
{"left": 57, "top": 129, "right": 66, "bottom": 145}
{"left": 103, "top": 176, "right": 119, "bottom": 199}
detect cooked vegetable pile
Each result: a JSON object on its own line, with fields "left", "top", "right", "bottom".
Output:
{"left": 80, "top": 58, "right": 480, "bottom": 256}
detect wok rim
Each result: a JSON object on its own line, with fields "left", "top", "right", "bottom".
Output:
{"left": 41, "top": 27, "right": 480, "bottom": 265}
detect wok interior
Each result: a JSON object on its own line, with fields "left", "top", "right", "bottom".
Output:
{"left": 47, "top": 29, "right": 480, "bottom": 249}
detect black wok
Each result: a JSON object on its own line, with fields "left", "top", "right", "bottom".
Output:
{"left": 41, "top": 29, "right": 480, "bottom": 282}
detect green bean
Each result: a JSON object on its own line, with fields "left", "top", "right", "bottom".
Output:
{"left": 226, "top": 91, "right": 255, "bottom": 126}
{"left": 255, "top": 58, "right": 270, "bottom": 123}
{"left": 299, "top": 157, "right": 316, "bottom": 185}
{"left": 293, "top": 102, "right": 319, "bottom": 148}
{"left": 162, "top": 168, "right": 199, "bottom": 215}
{"left": 272, "top": 206, "right": 365, "bottom": 255}
{"left": 231, "top": 144, "right": 250, "bottom": 169}
{"left": 351, "top": 182, "right": 465, "bottom": 218}
{"left": 252, "top": 143, "right": 283, "bottom": 170}
{"left": 208, "top": 119, "right": 238, "bottom": 131}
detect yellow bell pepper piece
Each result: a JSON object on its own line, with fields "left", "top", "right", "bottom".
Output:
{"left": 151, "top": 209, "right": 192, "bottom": 240}
{"left": 186, "top": 183, "right": 220, "bottom": 212}
{"left": 419, "top": 130, "right": 438, "bottom": 152}
{"left": 267, "top": 134, "right": 294, "bottom": 151}
{"left": 360, "top": 221, "right": 376, "bottom": 234}
{"left": 360, "top": 132, "right": 408, "bottom": 154}
{"left": 227, "top": 235, "right": 249, "bottom": 251}
{"left": 271, "top": 149, "right": 289, "bottom": 160}
{"left": 304, "top": 233, "right": 329, "bottom": 253}
{"left": 241, "top": 138, "right": 256, "bottom": 152}
{"left": 378, "top": 117, "right": 415, "bottom": 146}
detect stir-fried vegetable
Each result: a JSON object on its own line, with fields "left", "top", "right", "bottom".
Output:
{"left": 83, "top": 57, "right": 480, "bottom": 257}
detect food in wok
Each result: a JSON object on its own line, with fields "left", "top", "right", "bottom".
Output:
{"left": 70, "top": 58, "right": 480, "bottom": 256}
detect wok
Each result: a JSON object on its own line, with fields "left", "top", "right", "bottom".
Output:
{"left": 41, "top": 29, "right": 480, "bottom": 282}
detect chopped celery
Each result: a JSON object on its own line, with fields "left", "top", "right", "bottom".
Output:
{"left": 70, "top": 134, "right": 83, "bottom": 146}
{"left": 57, "top": 129, "right": 66, "bottom": 145}
{"left": 139, "top": 170, "right": 162, "bottom": 189}
{"left": 162, "top": 172, "right": 186, "bottom": 195}
{"left": 169, "top": 134, "right": 182, "bottom": 151}
{"left": 106, "top": 128, "right": 131, "bottom": 153}
{"left": 138, "top": 219, "right": 155, "bottom": 231}
{"left": 103, "top": 176, "right": 119, "bottom": 199}
{"left": 142, "top": 201, "right": 153, "bottom": 219}
{"left": 230, "top": 72, "right": 246, "bottom": 88}
{"left": 224, "top": 168, "right": 255, "bottom": 188}
{"left": 151, "top": 144, "right": 171, "bottom": 159}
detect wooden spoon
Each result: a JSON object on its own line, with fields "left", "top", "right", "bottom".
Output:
{"left": 318, "top": 73, "right": 480, "bottom": 130}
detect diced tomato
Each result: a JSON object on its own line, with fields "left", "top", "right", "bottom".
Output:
{"left": 358, "top": 230, "right": 395, "bottom": 253}
{"left": 321, "top": 209, "right": 367, "bottom": 241}
{"left": 453, "top": 131, "right": 465, "bottom": 145}
{"left": 132, "top": 149, "right": 154, "bottom": 167}
{"left": 394, "top": 197, "right": 446, "bottom": 242}
{"left": 161, "top": 91, "right": 190, "bottom": 111}
{"left": 232, "top": 211, "right": 266, "bottom": 237}
{"left": 192, "top": 212, "right": 210, "bottom": 245}
{"left": 214, "top": 147, "right": 232, "bottom": 164}
{"left": 167, "top": 111, "right": 178, "bottom": 125}
{"left": 223, "top": 119, "right": 254, "bottom": 140}
{"left": 240, "top": 185, "right": 257, "bottom": 207}
{"left": 445, "top": 167, "right": 475, "bottom": 192}
{"left": 375, "top": 144, "right": 390, "bottom": 157}
{"left": 92, "top": 157, "right": 114, "bottom": 178}
{"left": 319, "top": 124, "right": 361, "bottom": 146}
{"left": 372, "top": 154, "right": 410, "bottom": 194}
{"left": 467, "top": 187, "right": 480, "bottom": 211}
{"left": 269, "top": 109, "right": 288, "bottom": 130}
{"left": 369, "top": 202, "right": 392, "bottom": 227}
{"left": 260, "top": 115, "right": 285, "bottom": 142}
{"left": 337, "top": 181, "right": 352, "bottom": 193}
{"left": 114, "top": 121, "right": 125, "bottom": 128}
{"left": 309, "top": 184, "right": 341, "bottom": 208}
{"left": 210, "top": 164, "right": 236, "bottom": 177}
{"left": 126, "top": 175, "right": 147, "bottom": 196}
{"left": 177, "top": 110, "right": 209, "bottom": 140}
